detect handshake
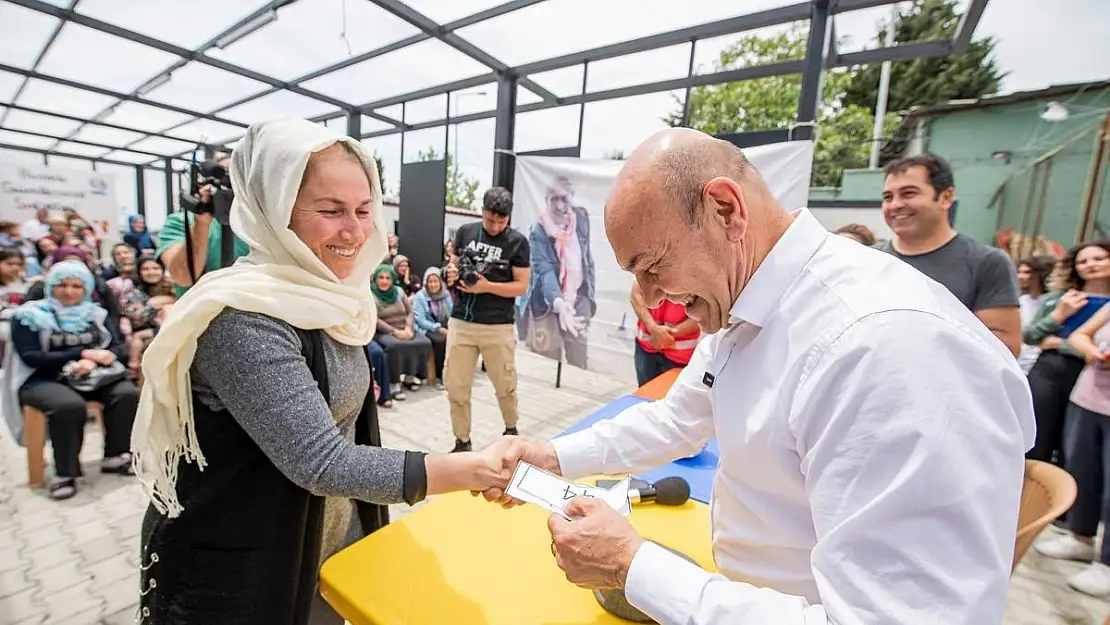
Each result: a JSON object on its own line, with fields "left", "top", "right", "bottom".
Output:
{"left": 430, "top": 436, "right": 560, "bottom": 503}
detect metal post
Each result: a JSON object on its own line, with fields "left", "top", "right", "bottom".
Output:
{"left": 868, "top": 5, "right": 897, "bottom": 168}
{"left": 164, "top": 157, "right": 174, "bottom": 215}
{"left": 346, "top": 110, "right": 361, "bottom": 139}
{"left": 445, "top": 93, "right": 452, "bottom": 169}
{"left": 399, "top": 102, "right": 407, "bottom": 163}
{"left": 492, "top": 72, "right": 518, "bottom": 191}
{"left": 681, "top": 41, "right": 697, "bottom": 127}
{"left": 576, "top": 62, "right": 589, "bottom": 151}
{"left": 556, "top": 360, "right": 562, "bottom": 388}
{"left": 794, "top": 0, "right": 831, "bottom": 141}
{"left": 1078, "top": 113, "right": 1110, "bottom": 242}
{"left": 135, "top": 165, "right": 146, "bottom": 217}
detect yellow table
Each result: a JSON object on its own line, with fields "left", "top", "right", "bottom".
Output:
{"left": 320, "top": 488, "right": 715, "bottom": 624}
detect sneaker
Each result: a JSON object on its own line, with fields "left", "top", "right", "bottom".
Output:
{"left": 101, "top": 453, "right": 134, "bottom": 475}
{"left": 49, "top": 478, "right": 76, "bottom": 501}
{"left": 451, "top": 439, "right": 472, "bottom": 453}
{"left": 434, "top": 381, "right": 444, "bottom": 391}
{"left": 1068, "top": 562, "right": 1110, "bottom": 597}
{"left": 1034, "top": 534, "right": 1096, "bottom": 562}
{"left": 503, "top": 427, "right": 518, "bottom": 436}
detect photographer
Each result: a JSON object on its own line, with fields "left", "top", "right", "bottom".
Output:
{"left": 445, "top": 187, "right": 530, "bottom": 453}
{"left": 157, "top": 154, "right": 249, "bottom": 296}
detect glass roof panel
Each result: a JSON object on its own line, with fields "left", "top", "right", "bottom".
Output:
{"left": 71, "top": 125, "right": 147, "bottom": 148}
{"left": 586, "top": 44, "right": 691, "bottom": 92}
{"left": 0, "top": 70, "right": 24, "bottom": 102}
{"left": 0, "top": 148, "right": 45, "bottom": 166}
{"left": 360, "top": 116, "right": 394, "bottom": 134}
{"left": 514, "top": 104, "right": 581, "bottom": 153}
{"left": 0, "top": 130, "right": 55, "bottom": 150}
{"left": 457, "top": 0, "right": 790, "bottom": 66}
{"left": 0, "top": 3, "right": 59, "bottom": 70}
{"left": 833, "top": 3, "right": 916, "bottom": 55}
{"left": 45, "top": 155, "right": 93, "bottom": 170}
{"left": 376, "top": 104, "right": 403, "bottom": 121}
{"left": 516, "top": 88, "right": 543, "bottom": 106}
{"left": 219, "top": 89, "right": 339, "bottom": 125}
{"left": 54, "top": 141, "right": 111, "bottom": 158}
{"left": 300, "top": 39, "right": 490, "bottom": 104}
{"left": 98, "top": 102, "right": 194, "bottom": 133}
{"left": 142, "top": 61, "right": 271, "bottom": 113}
{"left": 450, "top": 88, "right": 496, "bottom": 117}
{"left": 2, "top": 109, "right": 84, "bottom": 137}
{"left": 37, "top": 0, "right": 75, "bottom": 7}
{"left": 76, "top": 0, "right": 274, "bottom": 50}
{"left": 15, "top": 79, "right": 118, "bottom": 119}
{"left": 400, "top": 0, "right": 512, "bottom": 24}
{"left": 36, "top": 22, "right": 181, "bottom": 94}
{"left": 103, "top": 150, "right": 162, "bottom": 165}
{"left": 580, "top": 91, "right": 684, "bottom": 158}
{"left": 128, "top": 136, "right": 200, "bottom": 157}
{"left": 204, "top": 0, "right": 422, "bottom": 81}
{"left": 528, "top": 66, "right": 586, "bottom": 99}
{"left": 171, "top": 119, "right": 247, "bottom": 144}
{"left": 404, "top": 94, "right": 448, "bottom": 125}
{"left": 692, "top": 24, "right": 805, "bottom": 75}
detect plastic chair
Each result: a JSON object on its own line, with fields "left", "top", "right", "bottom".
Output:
{"left": 24, "top": 401, "right": 104, "bottom": 489}
{"left": 1013, "top": 459, "right": 1077, "bottom": 572}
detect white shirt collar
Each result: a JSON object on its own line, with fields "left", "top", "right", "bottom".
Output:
{"left": 728, "top": 208, "right": 829, "bottom": 328}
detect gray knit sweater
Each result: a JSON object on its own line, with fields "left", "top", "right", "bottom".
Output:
{"left": 191, "top": 308, "right": 407, "bottom": 559}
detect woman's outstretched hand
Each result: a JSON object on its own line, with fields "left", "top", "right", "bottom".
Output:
{"left": 424, "top": 437, "right": 516, "bottom": 497}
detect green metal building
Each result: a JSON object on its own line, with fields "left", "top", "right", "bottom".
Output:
{"left": 824, "top": 80, "right": 1110, "bottom": 251}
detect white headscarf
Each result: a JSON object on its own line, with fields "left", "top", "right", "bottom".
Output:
{"left": 131, "top": 117, "right": 388, "bottom": 518}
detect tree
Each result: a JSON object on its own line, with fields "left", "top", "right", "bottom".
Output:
{"left": 417, "top": 146, "right": 480, "bottom": 209}
{"left": 843, "top": 0, "right": 1004, "bottom": 115}
{"left": 842, "top": 0, "right": 1004, "bottom": 161}
{"left": 371, "top": 151, "right": 387, "bottom": 195}
{"left": 665, "top": 24, "right": 898, "bottom": 187}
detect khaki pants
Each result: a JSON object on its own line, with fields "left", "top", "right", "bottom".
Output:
{"left": 444, "top": 318, "right": 518, "bottom": 441}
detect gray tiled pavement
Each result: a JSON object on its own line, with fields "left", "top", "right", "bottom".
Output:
{"left": 0, "top": 350, "right": 1106, "bottom": 624}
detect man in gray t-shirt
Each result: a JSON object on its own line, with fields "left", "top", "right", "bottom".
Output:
{"left": 877, "top": 154, "right": 1021, "bottom": 356}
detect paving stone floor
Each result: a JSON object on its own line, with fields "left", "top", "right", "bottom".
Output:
{"left": 0, "top": 350, "right": 1106, "bottom": 624}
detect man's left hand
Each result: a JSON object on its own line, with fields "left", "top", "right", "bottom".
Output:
{"left": 459, "top": 273, "right": 491, "bottom": 294}
{"left": 548, "top": 497, "right": 645, "bottom": 589}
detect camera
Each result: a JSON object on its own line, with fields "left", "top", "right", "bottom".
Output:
{"left": 179, "top": 159, "right": 234, "bottom": 226}
{"left": 458, "top": 251, "right": 511, "bottom": 287}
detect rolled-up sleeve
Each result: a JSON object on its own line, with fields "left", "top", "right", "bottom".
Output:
{"left": 621, "top": 310, "right": 1034, "bottom": 625}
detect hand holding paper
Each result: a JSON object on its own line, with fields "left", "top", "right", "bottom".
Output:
{"left": 505, "top": 462, "right": 631, "bottom": 519}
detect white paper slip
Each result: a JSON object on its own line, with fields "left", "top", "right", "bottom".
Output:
{"left": 505, "top": 461, "right": 631, "bottom": 520}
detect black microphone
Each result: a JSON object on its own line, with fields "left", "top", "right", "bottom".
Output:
{"left": 629, "top": 476, "right": 690, "bottom": 506}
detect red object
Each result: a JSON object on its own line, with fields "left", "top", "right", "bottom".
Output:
{"left": 636, "top": 300, "right": 699, "bottom": 365}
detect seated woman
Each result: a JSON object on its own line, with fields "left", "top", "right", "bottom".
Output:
{"left": 0, "top": 246, "right": 29, "bottom": 363}
{"left": 392, "top": 254, "right": 421, "bottom": 297}
{"left": 371, "top": 264, "right": 432, "bottom": 398}
{"left": 101, "top": 243, "right": 136, "bottom": 281}
{"left": 366, "top": 340, "right": 393, "bottom": 408}
{"left": 0, "top": 260, "right": 138, "bottom": 500}
{"left": 107, "top": 255, "right": 175, "bottom": 344}
{"left": 412, "top": 267, "right": 452, "bottom": 390}
{"left": 133, "top": 118, "right": 511, "bottom": 625}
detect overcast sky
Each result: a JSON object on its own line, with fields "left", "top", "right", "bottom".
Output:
{"left": 0, "top": 0, "right": 1108, "bottom": 220}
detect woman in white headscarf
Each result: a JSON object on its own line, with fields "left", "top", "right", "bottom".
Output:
{"left": 132, "top": 118, "right": 513, "bottom": 625}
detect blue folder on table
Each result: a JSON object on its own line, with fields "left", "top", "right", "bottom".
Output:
{"left": 558, "top": 394, "right": 718, "bottom": 504}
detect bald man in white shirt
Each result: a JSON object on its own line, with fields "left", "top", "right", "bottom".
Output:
{"left": 486, "top": 128, "right": 1036, "bottom": 625}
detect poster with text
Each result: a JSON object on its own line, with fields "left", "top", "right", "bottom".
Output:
{"left": 512, "top": 140, "right": 814, "bottom": 383}
{"left": 0, "top": 161, "right": 121, "bottom": 241}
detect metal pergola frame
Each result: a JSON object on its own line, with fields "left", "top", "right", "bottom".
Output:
{"left": 0, "top": 0, "right": 989, "bottom": 216}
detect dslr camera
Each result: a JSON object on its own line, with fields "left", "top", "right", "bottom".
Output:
{"left": 179, "top": 159, "right": 234, "bottom": 226}
{"left": 458, "top": 250, "right": 511, "bottom": 287}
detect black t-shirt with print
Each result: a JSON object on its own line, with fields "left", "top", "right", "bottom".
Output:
{"left": 451, "top": 222, "right": 530, "bottom": 325}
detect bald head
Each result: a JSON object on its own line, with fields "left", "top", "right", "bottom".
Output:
{"left": 605, "top": 128, "right": 788, "bottom": 335}
{"left": 611, "top": 128, "right": 757, "bottom": 225}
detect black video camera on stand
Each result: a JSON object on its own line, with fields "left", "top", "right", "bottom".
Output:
{"left": 178, "top": 156, "right": 236, "bottom": 281}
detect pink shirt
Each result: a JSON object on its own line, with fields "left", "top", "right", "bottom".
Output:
{"left": 1071, "top": 321, "right": 1110, "bottom": 416}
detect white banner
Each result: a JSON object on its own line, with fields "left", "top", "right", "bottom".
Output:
{"left": 512, "top": 140, "right": 814, "bottom": 382}
{"left": 0, "top": 161, "right": 120, "bottom": 240}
